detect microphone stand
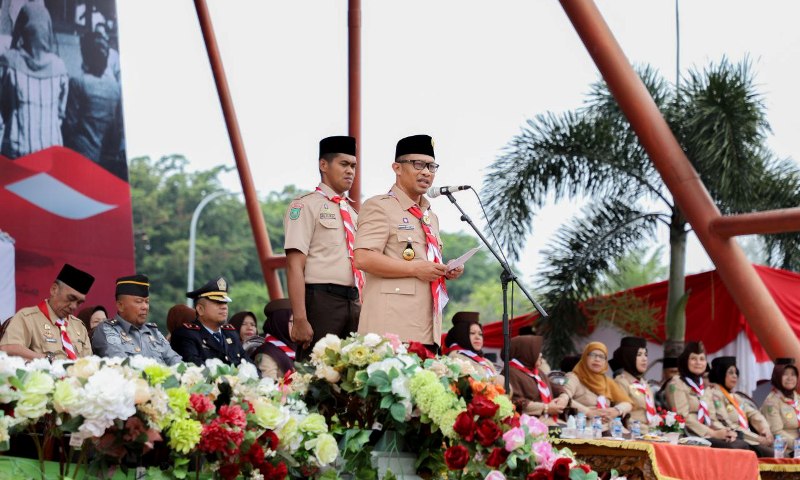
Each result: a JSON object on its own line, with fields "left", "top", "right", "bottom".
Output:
{"left": 444, "top": 192, "right": 548, "bottom": 393}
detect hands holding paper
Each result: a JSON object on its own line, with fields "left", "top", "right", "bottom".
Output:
{"left": 444, "top": 246, "right": 480, "bottom": 280}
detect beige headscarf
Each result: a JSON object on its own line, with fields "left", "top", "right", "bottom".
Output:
{"left": 572, "top": 341, "right": 632, "bottom": 404}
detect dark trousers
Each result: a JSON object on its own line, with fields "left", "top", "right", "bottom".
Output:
{"left": 297, "top": 285, "right": 360, "bottom": 360}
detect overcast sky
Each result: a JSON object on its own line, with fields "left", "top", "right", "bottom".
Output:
{"left": 115, "top": 0, "right": 800, "bottom": 286}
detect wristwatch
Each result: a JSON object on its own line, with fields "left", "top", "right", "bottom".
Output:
{"left": 45, "top": 352, "right": 55, "bottom": 363}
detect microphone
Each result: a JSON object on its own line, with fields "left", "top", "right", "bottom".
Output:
{"left": 426, "top": 185, "right": 471, "bottom": 198}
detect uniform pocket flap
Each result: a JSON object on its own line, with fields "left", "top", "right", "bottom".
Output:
{"left": 380, "top": 279, "right": 415, "bottom": 295}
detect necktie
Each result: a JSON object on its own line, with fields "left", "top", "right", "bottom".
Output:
{"left": 38, "top": 300, "right": 77, "bottom": 360}
{"left": 685, "top": 377, "right": 711, "bottom": 426}
{"left": 315, "top": 188, "right": 365, "bottom": 300}
{"left": 633, "top": 378, "right": 658, "bottom": 423}
{"left": 406, "top": 205, "right": 449, "bottom": 321}
{"left": 213, "top": 332, "right": 224, "bottom": 345}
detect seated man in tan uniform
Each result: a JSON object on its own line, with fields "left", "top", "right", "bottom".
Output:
{"left": 0, "top": 263, "right": 94, "bottom": 361}
{"left": 354, "top": 134, "right": 464, "bottom": 352}
{"left": 284, "top": 136, "right": 362, "bottom": 359}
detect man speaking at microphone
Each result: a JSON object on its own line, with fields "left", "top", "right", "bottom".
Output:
{"left": 354, "top": 134, "right": 464, "bottom": 353}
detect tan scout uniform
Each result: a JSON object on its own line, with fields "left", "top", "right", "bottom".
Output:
{"left": 564, "top": 371, "right": 633, "bottom": 416}
{"left": 710, "top": 384, "right": 771, "bottom": 446}
{"left": 0, "top": 303, "right": 92, "bottom": 359}
{"left": 354, "top": 185, "right": 442, "bottom": 345}
{"left": 760, "top": 390, "right": 800, "bottom": 449}
{"left": 615, "top": 370, "right": 655, "bottom": 434}
{"left": 665, "top": 376, "right": 726, "bottom": 436}
{"left": 284, "top": 183, "right": 357, "bottom": 288}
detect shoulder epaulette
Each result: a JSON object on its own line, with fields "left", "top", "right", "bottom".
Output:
{"left": 182, "top": 322, "right": 200, "bottom": 330}
{"left": 20, "top": 306, "right": 39, "bottom": 317}
{"left": 145, "top": 322, "right": 159, "bottom": 328}
{"left": 106, "top": 318, "right": 119, "bottom": 326}
{"left": 221, "top": 324, "right": 236, "bottom": 331}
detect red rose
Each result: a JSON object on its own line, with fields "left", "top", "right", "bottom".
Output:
{"left": 476, "top": 419, "right": 502, "bottom": 447}
{"left": 453, "top": 411, "right": 476, "bottom": 441}
{"left": 259, "top": 461, "right": 288, "bottom": 480}
{"left": 552, "top": 457, "right": 572, "bottom": 480}
{"left": 260, "top": 430, "right": 280, "bottom": 451}
{"left": 485, "top": 447, "right": 509, "bottom": 468}
{"left": 444, "top": 445, "right": 470, "bottom": 470}
{"left": 243, "top": 442, "right": 265, "bottom": 467}
{"left": 504, "top": 414, "right": 521, "bottom": 428}
{"left": 218, "top": 462, "right": 241, "bottom": 480}
{"left": 408, "top": 341, "right": 435, "bottom": 361}
{"left": 218, "top": 404, "right": 247, "bottom": 428}
{"left": 189, "top": 393, "right": 214, "bottom": 414}
{"left": 527, "top": 470, "right": 552, "bottom": 480}
{"left": 470, "top": 394, "right": 499, "bottom": 418}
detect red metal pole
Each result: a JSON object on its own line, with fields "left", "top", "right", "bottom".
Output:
{"left": 194, "top": 0, "right": 285, "bottom": 298}
{"left": 711, "top": 208, "right": 800, "bottom": 238}
{"left": 559, "top": 0, "right": 800, "bottom": 360}
{"left": 348, "top": 0, "right": 362, "bottom": 210}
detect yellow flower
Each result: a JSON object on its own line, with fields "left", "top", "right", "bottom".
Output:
{"left": 310, "top": 433, "right": 338, "bottom": 465}
{"left": 52, "top": 378, "right": 81, "bottom": 413}
{"left": 22, "top": 370, "right": 54, "bottom": 395}
{"left": 167, "top": 418, "right": 202, "bottom": 454}
{"left": 299, "top": 413, "right": 328, "bottom": 434}
{"left": 346, "top": 345, "right": 371, "bottom": 366}
{"left": 252, "top": 398, "right": 286, "bottom": 430}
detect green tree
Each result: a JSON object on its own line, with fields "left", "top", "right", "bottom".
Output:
{"left": 483, "top": 59, "right": 800, "bottom": 363}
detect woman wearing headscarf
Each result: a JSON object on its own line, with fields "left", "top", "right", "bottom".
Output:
{"left": 613, "top": 337, "right": 657, "bottom": 434}
{"left": 445, "top": 312, "right": 503, "bottom": 386}
{"left": 0, "top": 3, "right": 68, "bottom": 158}
{"left": 229, "top": 311, "right": 258, "bottom": 344}
{"left": 563, "top": 342, "right": 633, "bottom": 428}
{"left": 760, "top": 358, "right": 800, "bottom": 452}
{"left": 709, "top": 356, "right": 773, "bottom": 457}
{"left": 666, "top": 341, "right": 748, "bottom": 449}
{"left": 248, "top": 299, "right": 296, "bottom": 381}
{"left": 508, "top": 335, "right": 568, "bottom": 425}
{"left": 76, "top": 305, "right": 107, "bottom": 335}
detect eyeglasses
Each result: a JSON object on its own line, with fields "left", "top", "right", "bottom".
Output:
{"left": 396, "top": 159, "right": 440, "bottom": 173}
{"left": 587, "top": 352, "right": 607, "bottom": 360}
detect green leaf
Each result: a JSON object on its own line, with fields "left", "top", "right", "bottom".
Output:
{"left": 380, "top": 396, "right": 394, "bottom": 409}
{"left": 390, "top": 402, "right": 407, "bottom": 422}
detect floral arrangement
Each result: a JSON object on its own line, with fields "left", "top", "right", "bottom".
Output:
{"left": 0, "top": 333, "right": 597, "bottom": 480}
{"left": 651, "top": 407, "right": 685, "bottom": 434}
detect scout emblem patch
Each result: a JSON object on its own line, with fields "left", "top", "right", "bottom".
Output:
{"left": 289, "top": 201, "right": 303, "bottom": 220}
{"left": 403, "top": 238, "right": 415, "bottom": 261}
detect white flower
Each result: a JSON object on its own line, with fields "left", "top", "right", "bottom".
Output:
{"left": 236, "top": 361, "right": 259, "bottom": 382}
{"left": 0, "top": 384, "right": 18, "bottom": 404}
{"left": 67, "top": 357, "right": 100, "bottom": 379}
{"left": 391, "top": 377, "right": 411, "bottom": 400}
{"left": 317, "top": 365, "right": 341, "bottom": 383}
{"left": 22, "top": 370, "right": 55, "bottom": 395}
{"left": 129, "top": 355, "right": 159, "bottom": 371}
{"left": 203, "top": 358, "right": 226, "bottom": 372}
{"left": 362, "top": 333, "right": 382, "bottom": 348}
{"left": 367, "top": 358, "right": 405, "bottom": 376}
{"left": 15, "top": 394, "right": 48, "bottom": 420}
{"left": 26, "top": 357, "right": 55, "bottom": 372}
{"left": 0, "top": 352, "right": 27, "bottom": 376}
{"left": 75, "top": 367, "right": 137, "bottom": 437}
{"left": 179, "top": 365, "right": 206, "bottom": 388}
{"left": 49, "top": 360, "right": 67, "bottom": 378}
{"left": 311, "top": 335, "right": 342, "bottom": 363}
{"left": 53, "top": 377, "right": 82, "bottom": 413}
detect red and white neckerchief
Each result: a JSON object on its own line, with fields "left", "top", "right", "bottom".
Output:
{"left": 37, "top": 300, "right": 77, "bottom": 360}
{"left": 684, "top": 376, "right": 711, "bottom": 426}
{"left": 265, "top": 335, "right": 296, "bottom": 360}
{"left": 632, "top": 377, "right": 658, "bottom": 423}
{"left": 774, "top": 388, "right": 800, "bottom": 428}
{"left": 450, "top": 345, "right": 495, "bottom": 377}
{"left": 315, "top": 187, "right": 365, "bottom": 300}
{"left": 718, "top": 386, "right": 748, "bottom": 430}
{"left": 406, "top": 204, "right": 449, "bottom": 320}
{"left": 596, "top": 395, "right": 609, "bottom": 409}
{"left": 509, "top": 359, "right": 552, "bottom": 403}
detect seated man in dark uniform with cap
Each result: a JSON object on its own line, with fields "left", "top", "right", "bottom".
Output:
{"left": 0, "top": 264, "right": 94, "bottom": 361}
{"left": 92, "top": 275, "right": 182, "bottom": 365}
{"left": 170, "top": 277, "right": 247, "bottom": 366}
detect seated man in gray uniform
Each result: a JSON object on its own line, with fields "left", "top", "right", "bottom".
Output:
{"left": 92, "top": 274, "right": 182, "bottom": 365}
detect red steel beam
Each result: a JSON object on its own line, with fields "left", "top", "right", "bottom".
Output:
{"left": 711, "top": 208, "right": 800, "bottom": 238}
{"left": 348, "top": 0, "right": 362, "bottom": 209}
{"left": 559, "top": 0, "right": 800, "bottom": 360}
{"left": 194, "top": 0, "right": 285, "bottom": 298}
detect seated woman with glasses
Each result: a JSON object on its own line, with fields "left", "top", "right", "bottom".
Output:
{"left": 760, "top": 358, "right": 800, "bottom": 454}
{"left": 245, "top": 299, "right": 296, "bottom": 381}
{"left": 666, "top": 341, "right": 749, "bottom": 449}
{"left": 709, "top": 356, "right": 774, "bottom": 457}
{"left": 508, "top": 335, "right": 569, "bottom": 426}
{"left": 444, "top": 312, "right": 504, "bottom": 387}
{"left": 612, "top": 337, "right": 657, "bottom": 434}
{"left": 564, "top": 341, "right": 633, "bottom": 430}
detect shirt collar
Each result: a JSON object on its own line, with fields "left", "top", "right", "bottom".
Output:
{"left": 317, "top": 182, "right": 352, "bottom": 202}
{"left": 390, "top": 184, "right": 430, "bottom": 211}
{"left": 114, "top": 314, "right": 134, "bottom": 333}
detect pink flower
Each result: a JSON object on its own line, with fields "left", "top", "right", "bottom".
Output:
{"left": 384, "top": 333, "right": 403, "bottom": 352}
{"left": 485, "top": 471, "right": 507, "bottom": 480}
{"left": 503, "top": 427, "right": 525, "bottom": 452}
{"left": 520, "top": 414, "right": 549, "bottom": 436}
{"left": 531, "top": 441, "right": 557, "bottom": 470}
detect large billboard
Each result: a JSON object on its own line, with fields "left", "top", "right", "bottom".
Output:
{"left": 0, "top": 0, "right": 132, "bottom": 316}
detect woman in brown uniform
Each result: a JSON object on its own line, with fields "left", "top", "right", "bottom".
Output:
{"left": 760, "top": 358, "right": 800, "bottom": 452}
{"left": 445, "top": 312, "right": 504, "bottom": 386}
{"left": 246, "top": 299, "right": 296, "bottom": 381}
{"left": 665, "top": 342, "right": 748, "bottom": 449}
{"left": 508, "top": 335, "right": 569, "bottom": 425}
{"left": 709, "top": 356, "right": 773, "bottom": 456}
{"left": 564, "top": 342, "right": 633, "bottom": 429}
{"left": 613, "top": 337, "right": 657, "bottom": 434}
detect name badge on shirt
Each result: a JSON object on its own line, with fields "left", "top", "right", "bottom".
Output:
{"left": 397, "top": 224, "right": 415, "bottom": 230}
{"left": 44, "top": 337, "right": 57, "bottom": 343}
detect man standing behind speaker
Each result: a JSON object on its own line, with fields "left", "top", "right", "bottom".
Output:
{"left": 284, "top": 136, "right": 362, "bottom": 359}
{"left": 354, "top": 134, "right": 464, "bottom": 353}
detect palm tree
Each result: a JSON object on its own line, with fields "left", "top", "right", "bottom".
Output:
{"left": 483, "top": 58, "right": 800, "bottom": 363}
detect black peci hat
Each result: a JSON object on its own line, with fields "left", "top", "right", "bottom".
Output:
{"left": 115, "top": 274, "right": 149, "bottom": 297}
{"left": 395, "top": 134, "right": 435, "bottom": 159}
{"left": 775, "top": 357, "right": 796, "bottom": 366}
{"left": 56, "top": 263, "right": 95, "bottom": 295}
{"left": 319, "top": 136, "right": 356, "bottom": 157}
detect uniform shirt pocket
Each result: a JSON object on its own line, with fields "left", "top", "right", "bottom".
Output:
{"left": 380, "top": 278, "right": 415, "bottom": 295}
{"left": 317, "top": 218, "right": 343, "bottom": 245}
